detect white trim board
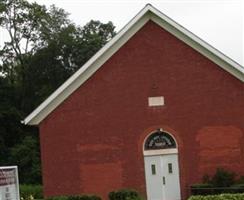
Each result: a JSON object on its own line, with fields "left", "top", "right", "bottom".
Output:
{"left": 143, "top": 148, "right": 178, "bottom": 156}
{"left": 23, "top": 4, "right": 244, "bottom": 125}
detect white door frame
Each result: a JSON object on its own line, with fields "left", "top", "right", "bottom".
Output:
{"left": 143, "top": 130, "right": 181, "bottom": 200}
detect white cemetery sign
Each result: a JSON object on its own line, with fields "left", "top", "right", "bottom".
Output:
{"left": 0, "top": 166, "right": 20, "bottom": 200}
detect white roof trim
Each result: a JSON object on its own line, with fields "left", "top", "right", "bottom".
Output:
{"left": 23, "top": 4, "right": 244, "bottom": 125}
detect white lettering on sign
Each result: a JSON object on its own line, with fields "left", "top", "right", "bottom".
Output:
{"left": 148, "top": 96, "right": 164, "bottom": 107}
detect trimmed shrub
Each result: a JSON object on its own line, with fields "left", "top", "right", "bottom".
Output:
{"left": 190, "top": 184, "right": 214, "bottom": 195}
{"left": 68, "top": 195, "right": 101, "bottom": 200}
{"left": 191, "top": 183, "right": 244, "bottom": 195}
{"left": 188, "top": 193, "right": 244, "bottom": 200}
{"left": 211, "top": 168, "right": 235, "bottom": 187}
{"left": 45, "top": 196, "right": 68, "bottom": 200}
{"left": 236, "top": 176, "right": 244, "bottom": 184}
{"left": 20, "top": 185, "right": 43, "bottom": 200}
{"left": 229, "top": 184, "right": 244, "bottom": 193}
{"left": 108, "top": 189, "right": 142, "bottom": 200}
{"left": 191, "top": 168, "right": 243, "bottom": 195}
{"left": 46, "top": 195, "right": 101, "bottom": 200}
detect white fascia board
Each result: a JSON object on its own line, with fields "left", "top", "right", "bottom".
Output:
{"left": 23, "top": 5, "right": 152, "bottom": 125}
{"left": 23, "top": 4, "right": 244, "bottom": 126}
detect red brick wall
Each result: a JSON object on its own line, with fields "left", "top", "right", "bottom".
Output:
{"left": 39, "top": 20, "right": 244, "bottom": 200}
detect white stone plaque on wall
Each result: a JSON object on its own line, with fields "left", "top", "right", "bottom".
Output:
{"left": 148, "top": 96, "right": 164, "bottom": 107}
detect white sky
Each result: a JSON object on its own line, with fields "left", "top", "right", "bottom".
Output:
{"left": 1, "top": 0, "right": 244, "bottom": 66}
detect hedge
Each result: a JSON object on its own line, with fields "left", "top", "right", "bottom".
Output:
{"left": 191, "top": 184, "right": 244, "bottom": 195}
{"left": 19, "top": 185, "right": 101, "bottom": 200}
{"left": 46, "top": 195, "right": 101, "bottom": 200}
{"left": 108, "top": 189, "right": 142, "bottom": 200}
{"left": 188, "top": 193, "right": 244, "bottom": 200}
{"left": 191, "top": 168, "right": 244, "bottom": 195}
{"left": 20, "top": 185, "right": 43, "bottom": 200}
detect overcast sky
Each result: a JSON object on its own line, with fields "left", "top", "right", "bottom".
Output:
{"left": 1, "top": 0, "right": 244, "bottom": 66}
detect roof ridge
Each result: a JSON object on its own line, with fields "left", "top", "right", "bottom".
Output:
{"left": 23, "top": 4, "right": 244, "bottom": 125}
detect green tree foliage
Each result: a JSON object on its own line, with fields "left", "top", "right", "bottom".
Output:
{"left": 25, "top": 19, "right": 115, "bottom": 112}
{"left": 9, "top": 136, "right": 41, "bottom": 184}
{"left": 0, "top": 76, "right": 23, "bottom": 162}
{"left": 0, "top": 0, "right": 48, "bottom": 80}
{"left": 0, "top": 0, "right": 116, "bottom": 184}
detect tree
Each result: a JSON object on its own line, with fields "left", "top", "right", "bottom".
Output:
{"left": 22, "top": 19, "right": 116, "bottom": 113}
{"left": 1, "top": 0, "right": 116, "bottom": 114}
{"left": 0, "top": 76, "right": 23, "bottom": 164}
{"left": 0, "top": 0, "right": 47, "bottom": 80}
{"left": 73, "top": 20, "right": 116, "bottom": 69}
{"left": 0, "top": 0, "right": 73, "bottom": 112}
{"left": 8, "top": 136, "right": 41, "bottom": 184}
{"left": 0, "top": 0, "right": 116, "bottom": 184}
{"left": 0, "top": 1, "right": 71, "bottom": 67}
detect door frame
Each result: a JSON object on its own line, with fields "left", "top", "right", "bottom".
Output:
{"left": 143, "top": 129, "right": 181, "bottom": 200}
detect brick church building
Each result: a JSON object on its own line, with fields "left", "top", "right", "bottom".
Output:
{"left": 24, "top": 4, "right": 244, "bottom": 200}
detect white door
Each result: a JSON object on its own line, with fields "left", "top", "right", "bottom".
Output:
{"left": 144, "top": 154, "right": 181, "bottom": 200}
{"left": 144, "top": 156, "right": 164, "bottom": 200}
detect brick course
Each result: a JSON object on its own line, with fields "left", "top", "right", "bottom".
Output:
{"left": 39, "top": 20, "right": 244, "bottom": 200}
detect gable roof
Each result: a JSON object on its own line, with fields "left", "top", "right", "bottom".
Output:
{"left": 23, "top": 4, "right": 244, "bottom": 125}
